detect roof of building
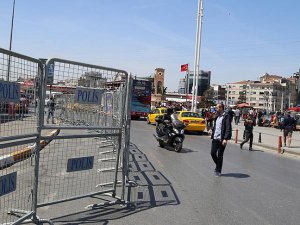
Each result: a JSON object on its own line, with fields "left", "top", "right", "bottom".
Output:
{"left": 228, "top": 80, "right": 252, "bottom": 85}
{"left": 260, "top": 73, "right": 282, "bottom": 79}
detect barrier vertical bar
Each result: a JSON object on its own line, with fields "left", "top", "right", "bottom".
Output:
{"left": 121, "top": 74, "right": 132, "bottom": 200}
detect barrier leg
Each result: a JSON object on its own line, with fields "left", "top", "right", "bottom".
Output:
{"left": 278, "top": 136, "right": 282, "bottom": 153}
{"left": 258, "top": 132, "right": 262, "bottom": 143}
{"left": 235, "top": 129, "right": 238, "bottom": 144}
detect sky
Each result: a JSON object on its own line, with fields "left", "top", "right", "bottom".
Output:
{"left": 0, "top": 0, "right": 299, "bottom": 91}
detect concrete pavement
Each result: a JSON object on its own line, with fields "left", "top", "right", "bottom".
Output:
{"left": 231, "top": 122, "right": 300, "bottom": 155}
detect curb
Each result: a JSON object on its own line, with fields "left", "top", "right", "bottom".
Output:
{"left": 231, "top": 138, "right": 300, "bottom": 157}
{"left": 0, "top": 129, "right": 60, "bottom": 169}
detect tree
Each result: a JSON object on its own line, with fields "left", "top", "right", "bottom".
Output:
{"left": 203, "top": 87, "right": 214, "bottom": 102}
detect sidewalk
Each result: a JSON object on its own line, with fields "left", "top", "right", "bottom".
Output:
{"left": 231, "top": 122, "right": 300, "bottom": 156}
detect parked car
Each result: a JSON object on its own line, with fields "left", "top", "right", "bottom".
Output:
{"left": 175, "top": 111, "right": 206, "bottom": 133}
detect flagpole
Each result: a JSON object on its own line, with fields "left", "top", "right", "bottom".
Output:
{"left": 192, "top": 0, "right": 203, "bottom": 112}
{"left": 191, "top": 0, "right": 201, "bottom": 112}
{"left": 186, "top": 68, "right": 189, "bottom": 103}
{"left": 194, "top": 0, "right": 204, "bottom": 112}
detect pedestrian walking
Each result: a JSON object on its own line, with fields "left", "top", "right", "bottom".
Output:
{"left": 209, "top": 103, "right": 232, "bottom": 177}
{"left": 227, "top": 107, "right": 234, "bottom": 123}
{"left": 47, "top": 97, "right": 56, "bottom": 124}
{"left": 205, "top": 109, "right": 214, "bottom": 131}
{"left": 282, "top": 112, "right": 296, "bottom": 147}
{"left": 234, "top": 108, "right": 241, "bottom": 125}
{"left": 240, "top": 113, "right": 256, "bottom": 151}
{"left": 19, "top": 95, "right": 27, "bottom": 120}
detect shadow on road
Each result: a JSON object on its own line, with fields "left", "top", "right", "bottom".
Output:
{"left": 180, "top": 148, "right": 198, "bottom": 153}
{"left": 251, "top": 148, "right": 264, "bottom": 152}
{"left": 221, "top": 173, "right": 250, "bottom": 178}
{"left": 51, "top": 143, "right": 180, "bottom": 225}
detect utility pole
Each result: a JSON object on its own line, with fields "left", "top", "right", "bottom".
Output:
{"left": 192, "top": 0, "right": 204, "bottom": 112}
{"left": 226, "top": 84, "right": 229, "bottom": 107}
{"left": 7, "top": 0, "right": 16, "bottom": 81}
{"left": 185, "top": 68, "right": 190, "bottom": 103}
{"left": 281, "top": 92, "right": 284, "bottom": 111}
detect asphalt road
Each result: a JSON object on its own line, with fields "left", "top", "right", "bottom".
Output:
{"left": 2, "top": 119, "right": 299, "bottom": 225}
{"left": 122, "top": 120, "right": 300, "bottom": 225}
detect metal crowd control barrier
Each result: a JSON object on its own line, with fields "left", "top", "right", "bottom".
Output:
{"left": 37, "top": 58, "right": 130, "bottom": 210}
{"left": 0, "top": 48, "right": 132, "bottom": 224}
{"left": 0, "top": 48, "right": 52, "bottom": 224}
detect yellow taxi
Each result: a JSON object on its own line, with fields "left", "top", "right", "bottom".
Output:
{"left": 176, "top": 111, "right": 206, "bottom": 133}
{"left": 147, "top": 107, "right": 167, "bottom": 124}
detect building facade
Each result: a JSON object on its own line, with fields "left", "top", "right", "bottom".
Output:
{"left": 178, "top": 78, "right": 186, "bottom": 94}
{"left": 185, "top": 70, "right": 211, "bottom": 96}
{"left": 226, "top": 73, "right": 297, "bottom": 111}
{"left": 151, "top": 68, "right": 166, "bottom": 103}
{"left": 211, "top": 84, "right": 226, "bottom": 103}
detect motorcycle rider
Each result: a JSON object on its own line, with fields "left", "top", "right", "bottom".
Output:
{"left": 162, "top": 108, "right": 174, "bottom": 141}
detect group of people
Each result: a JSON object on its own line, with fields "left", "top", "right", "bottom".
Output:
{"left": 238, "top": 110, "right": 297, "bottom": 149}
{"left": 183, "top": 104, "right": 297, "bottom": 177}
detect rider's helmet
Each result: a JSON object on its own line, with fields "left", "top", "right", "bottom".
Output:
{"left": 166, "top": 108, "right": 173, "bottom": 115}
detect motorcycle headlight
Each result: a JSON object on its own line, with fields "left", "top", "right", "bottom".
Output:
{"left": 173, "top": 128, "right": 179, "bottom": 134}
{"left": 180, "top": 130, "right": 184, "bottom": 134}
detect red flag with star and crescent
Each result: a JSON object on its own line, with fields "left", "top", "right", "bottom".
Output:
{"left": 180, "top": 64, "right": 188, "bottom": 72}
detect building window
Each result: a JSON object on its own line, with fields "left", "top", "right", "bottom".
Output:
{"left": 259, "top": 103, "right": 264, "bottom": 106}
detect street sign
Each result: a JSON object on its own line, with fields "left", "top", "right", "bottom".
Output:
{"left": 0, "top": 172, "right": 17, "bottom": 196}
{"left": 47, "top": 63, "right": 54, "bottom": 84}
{"left": 74, "top": 87, "right": 104, "bottom": 105}
{"left": 0, "top": 80, "right": 20, "bottom": 102}
{"left": 67, "top": 156, "right": 94, "bottom": 172}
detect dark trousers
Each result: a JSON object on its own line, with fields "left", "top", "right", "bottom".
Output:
{"left": 211, "top": 139, "right": 226, "bottom": 173}
{"left": 241, "top": 131, "right": 253, "bottom": 148}
{"left": 207, "top": 119, "right": 213, "bottom": 130}
{"left": 234, "top": 116, "right": 240, "bottom": 125}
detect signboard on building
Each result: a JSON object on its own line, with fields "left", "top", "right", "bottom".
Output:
{"left": 0, "top": 80, "right": 20, "bottom": 102}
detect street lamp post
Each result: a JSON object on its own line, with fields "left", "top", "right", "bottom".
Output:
{"left": 7, "top": 0, "right": 16, "bottom": 81}
{"left": 226, "top": 84, "right": 229, "bottom": 107}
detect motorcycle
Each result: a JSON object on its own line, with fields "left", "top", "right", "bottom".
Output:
{"left": 153, "top": 114, "right": 185, "bottom": 152}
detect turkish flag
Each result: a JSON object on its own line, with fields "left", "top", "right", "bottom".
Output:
{"left": 180, "top": 64, "right": 188, "bottom": 72}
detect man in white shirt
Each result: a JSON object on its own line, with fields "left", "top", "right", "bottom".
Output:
{"left": 210, "top": 103, "right": 232, "bottom": 177}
